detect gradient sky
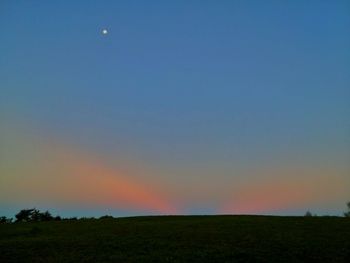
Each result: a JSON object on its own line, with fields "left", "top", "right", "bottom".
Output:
{"left": 1, "top": 0, "right": 350, "bottom": 218}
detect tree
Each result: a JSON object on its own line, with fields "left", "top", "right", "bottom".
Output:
{"left": 30, "top": 209, "right": 53, "bottom": 221}
{"left": 304, "top": 211, "right": 313, "bottom": 217}
{"left": 15, "top": 209, "right": 57, "bottom": 222}
{"left": 0, "top": 216, "right": 12, "bottom": 223}
{"left": 344, "top": 202, "right": 350, "bottom": 217}
{"left": 40, "top": 211, "right": 54, "bottom": 221}
{"left": 31, "top": 209, "right": 41, "bottom": 222}
{"left": 15, "top": 209, "right": 35, "bottom": 222}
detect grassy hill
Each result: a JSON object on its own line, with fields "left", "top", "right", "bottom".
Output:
{"left": 0, "top": 215, "right": 349, "bottom": 262}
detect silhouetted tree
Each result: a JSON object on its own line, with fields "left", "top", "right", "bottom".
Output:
{"left": 344, "top": 202, "right": 350, "bottom": 217}
{"left": 31, "top": 209, "right": 41, "bottom": 222}
{"left": 304, "top": 211, "right": 313, "bottom": 217}
{"left": 15, "top": 209, "right": 58, "bottom": 222}
{"left": 15, "top": 209, "right": 35, "bottom": 222}
{"left": 0, "top": 216, "right": 12, "bottom": 223}
{"left": 40, "top": 211, "right": 54, "bottom": 221}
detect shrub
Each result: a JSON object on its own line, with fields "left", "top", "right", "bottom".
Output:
{"left": 0, "top": 216, "right": 13, "bottom": 224}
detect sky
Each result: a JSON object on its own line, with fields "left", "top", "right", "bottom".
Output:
{"left": 1, "top": 0, "right": 349, "bottom": 218}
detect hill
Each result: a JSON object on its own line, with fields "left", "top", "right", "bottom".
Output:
{"left": 0, "top": 215, "right": 349, "bottom": 262}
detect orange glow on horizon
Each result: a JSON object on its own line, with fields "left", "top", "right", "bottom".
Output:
{"left": 220, "top": 170, "right": 347, "bottom": 215}
{"left": 68, "top": 157, "right": 177, "bottom": 213}
{"left": 14, "top": 140, "right": 179, "bottom": 214}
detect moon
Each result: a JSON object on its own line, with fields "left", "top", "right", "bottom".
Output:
{"left": 102, "top": 29, "right": 108, "bottom": 35}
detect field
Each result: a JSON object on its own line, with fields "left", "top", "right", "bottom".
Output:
{"left": 0, "top": 215, "right": 349, "bottom": 262}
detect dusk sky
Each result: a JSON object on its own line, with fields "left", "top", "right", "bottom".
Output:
{"left": 1, "top": 0, "right": 349, "bottom": 218}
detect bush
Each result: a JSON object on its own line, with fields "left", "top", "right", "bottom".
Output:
{"left": 0, "top": 216, "right": 13, "bottom": 224}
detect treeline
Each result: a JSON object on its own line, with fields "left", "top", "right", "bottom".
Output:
{"left": 305, "top": 202, "right": 350, "bottom": 217}
{"left": 0, "top": 208, "right": 115, "bottom": 224}
{"left": 1, "top": 203, "right": 350, "bottom": 223}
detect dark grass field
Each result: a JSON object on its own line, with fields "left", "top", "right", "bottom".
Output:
{"left": 0, "top": 215, "right": 349, "bottom": 262}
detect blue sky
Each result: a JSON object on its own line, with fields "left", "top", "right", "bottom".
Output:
{"left": 1, "top": 1, "right": 349, "bottom": 217}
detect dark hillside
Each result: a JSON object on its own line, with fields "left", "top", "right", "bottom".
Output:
{"left": 0, "top": 215, "right": 349, "bottom": 262}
